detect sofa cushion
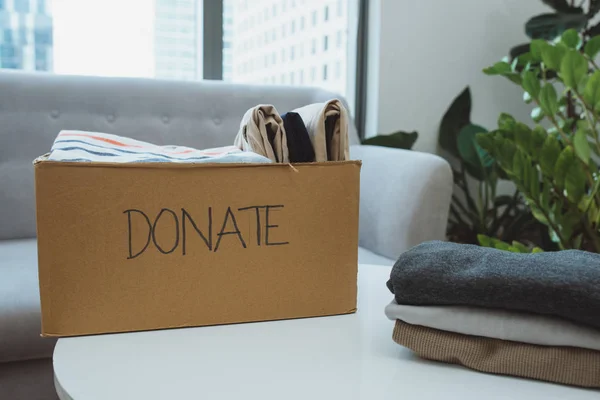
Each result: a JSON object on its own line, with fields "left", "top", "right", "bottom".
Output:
{"left": 0, "top": 239, "right": 56, "bottom": 363}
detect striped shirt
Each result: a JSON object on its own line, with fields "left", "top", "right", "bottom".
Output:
{"left": 47, "top": 130, "right": 272, "bottom": 164}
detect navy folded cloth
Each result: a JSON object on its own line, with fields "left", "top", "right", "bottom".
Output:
{"left": 281, "top": 112, "right": 315, "bottom": 163}
{"left": 386, "top": 241, "right": 600, "bottom": 329}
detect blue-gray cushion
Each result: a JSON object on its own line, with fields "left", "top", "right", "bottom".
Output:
{"left": 0, "top": 239, "right": 56, "bottom": 363}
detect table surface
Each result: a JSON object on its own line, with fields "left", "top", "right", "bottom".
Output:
{"left": 53, "top": 264, "right": 600, "bottom": 400}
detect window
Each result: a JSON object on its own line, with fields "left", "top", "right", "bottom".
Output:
{"left": 3, "top": 29, "right": 13, "bottom": 44}
{"left": 19, "top": 27, "right": 28, "bottom": 45}
{"left": 223, "top": 0, "right": 353, "bottom": 96}
{"left": 0, "top": 0, "right": 4, "bottom": 10}
{"left": 14, "top": 0, "right": 30, "bottom": 13}
{"left": 38, "top": 0, "right": 47, "bottom": 13}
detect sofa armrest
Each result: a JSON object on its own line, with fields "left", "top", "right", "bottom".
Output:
{"left": 350, "top": 145, "right": 453, "bottom": 260}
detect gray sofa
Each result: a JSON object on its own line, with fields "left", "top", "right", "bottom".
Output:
{"left": 0, "top": 70, "right": 452, "bottom": 399}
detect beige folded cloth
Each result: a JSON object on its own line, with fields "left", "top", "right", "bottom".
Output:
{"left": 393, "top": 319, "right": 600, "bottom": 388}
{"left": 292, "top": 99, "right": 350, "bottom": 162}
{"left": 385, "top": 300, "right": 600, "bottom": 351}
{"left": 235, "top": 105, "right": 289, "bottom": 163}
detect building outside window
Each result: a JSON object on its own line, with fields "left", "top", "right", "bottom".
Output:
{"left": 224, "top": 0, "right": 350, "bottom": 95}
{"left": 0, "top": 0, "right": 53, "bottom": 71}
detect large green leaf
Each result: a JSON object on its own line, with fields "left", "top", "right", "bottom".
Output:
{"left": 526, "top": 13, "right": 588, "bottom": 41}
{"left": 560, "top": 49, "right": 589, "bottom": 89}
{"left": 530, "top": 39, "right": 547, "bottom": 62}
{"left": 514, "top": 123, "right": 533, "bottom": 155}
{"left": 554, "top": 146, "right": 575, "bottom": 189}
{"left": 457, "top": 123, "right": 494, "bottom": 178}
{"left": 561, "top": 29, "right": 581, "bottom": 49}
{"left": 585, "top": 36, "right": 600, "bottom": 59}
{"left": 475, "top": 133, "right": 494, "bottom": 154}
{"left": 531, "top": 125, "right": 548, "bottom": 161}
{"left": 539, "top": 83, "right": 559, "bottom": 116}
{"left": 362, "top": 131, "right": 418, "bottom": 150}
{"left": 439, "top": 87, "right": 471, "bottom": 158}
{"left": 483, "top": 62, "right": 512, "bottom": 76}
{"left": 583, "top": 70, "right": 600, "bottom": 110}
{"left": 540, "top": 44, "right": 564, "bottom": 70}
{"left": 540, "top": 135, "right": 562, "bottom": 176}
{"left": 573, "top": 126, "right": 591, "bottom": 165}
{"left": 498, "top": 113, "right": 516, "bottom": 131}
{"left": 565, "top": 160, "right": 586, "bottom": 204}
{"left": 522, "top": 71, "right": 541, "bottom": 99}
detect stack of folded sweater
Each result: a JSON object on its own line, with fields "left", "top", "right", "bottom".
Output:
{"left": 385, "top": 241, "right": 600, "bottom": 388}
{"left": 45, "top": 99, "right": 350, "bottom": 165}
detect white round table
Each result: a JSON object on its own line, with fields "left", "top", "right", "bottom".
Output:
{"left": 53, "top": 264, "right": 599, "bottom": 400}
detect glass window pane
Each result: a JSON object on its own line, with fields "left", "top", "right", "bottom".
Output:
{"left": 223, "top": 0, "right": 351, "bottom": 95}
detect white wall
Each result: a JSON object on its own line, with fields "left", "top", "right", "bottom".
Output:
{"left": 366, "top": 0, "right": 549, "bottom": 153}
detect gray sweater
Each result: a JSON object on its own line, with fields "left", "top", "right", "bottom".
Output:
{"left": 387, "top": 241, "right": 600, "bottom": 329}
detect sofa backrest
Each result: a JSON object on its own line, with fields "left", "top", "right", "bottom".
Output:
{"left": 0, "top": 70, "right": 359, "bottom": 240}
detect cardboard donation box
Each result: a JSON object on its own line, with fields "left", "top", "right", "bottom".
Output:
{"left": 34, "top": 159, "right": 361, "bottom": 337}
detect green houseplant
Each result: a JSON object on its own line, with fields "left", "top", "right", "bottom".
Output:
{"left": 438, "top": 89, "right": 546, "bottom": 247}
{"left": 479, "top": 28, "right": 600, "bottom": 252}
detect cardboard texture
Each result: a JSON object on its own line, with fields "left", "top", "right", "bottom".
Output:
{"left": 34, "top": 159, "right": 361, "bottom": 337}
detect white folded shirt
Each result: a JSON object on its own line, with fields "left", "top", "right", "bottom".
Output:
{"left": 385, "top": 299, "right": 600, "bottom": 351}
{"left": 48, "top": 130, "right": 273, "bottom": 164}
